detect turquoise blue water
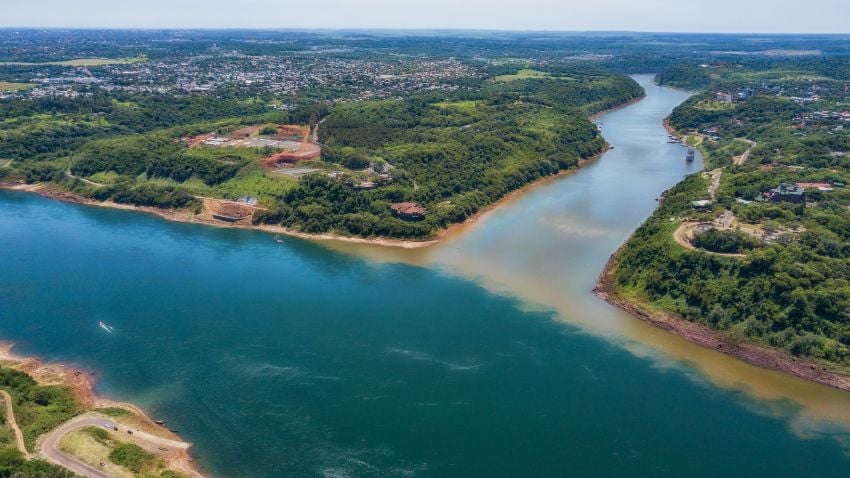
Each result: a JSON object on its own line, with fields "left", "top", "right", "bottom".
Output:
{"left": 2, "top": 76, "right": 850, "bottom": 477}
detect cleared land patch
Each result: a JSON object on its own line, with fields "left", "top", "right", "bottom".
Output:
{"left": 0, "top": 82, "right": 35, "bottom": 91}
{"left": 495, "top": 69, "right": 577, "bottom": 82}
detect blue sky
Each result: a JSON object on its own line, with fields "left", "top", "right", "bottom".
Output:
{"left": 2, "top": 0, "right": 849, "bottom": 33}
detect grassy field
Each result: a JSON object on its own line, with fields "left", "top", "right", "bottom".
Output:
{"left": 0, "top": 82, "right": 35, "bottom": 91}
{"left": 181, "top": 168, "right": 299, "bottom": 204}
{"left": 432, "top": 100, "right": 484, "bottom": 113}
{"left": 495, "top": 69, "right": 578, "bottom": 82}
{"left": 695, "top": 99, "right": 736, "bottom": 111}
{"left": 60, "top": 428, "right": 135, "bottom": 478}
{"left": 495, "top": 69, "right": 553, "bottom": 82}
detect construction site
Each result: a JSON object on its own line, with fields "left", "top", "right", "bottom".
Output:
{"left": 182, "top": 124, "right": 322, "bottom": 167}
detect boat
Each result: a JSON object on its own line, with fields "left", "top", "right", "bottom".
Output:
{"left": 686, "top": 148, "right": 696, "bottom": 162}
{"left": 99, "top": 321, "right": 115, "bottom": 333}
{"left": 274, "top": 236, "right": 284, "bottom": 244}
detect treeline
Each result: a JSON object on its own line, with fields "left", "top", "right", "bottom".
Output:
{"left": 0, "top": 92, "right": 281, "bottom": 164}
{"left": 0, "top": 449, "right": 74, "bottom": 478}
{"left": 655, "top": 64, "right": 712, "bottom": 90}
{"left": 89, "top": 182, "right": 200, "bottom": 210}
{"left": 70, "top": 132, "right": 241, "bottom": 186}
{"left": 0, "top": 368, "right": 80, "bottom": 451}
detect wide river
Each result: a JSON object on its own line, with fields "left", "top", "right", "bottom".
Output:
{"left": 2, "top": 75, "right": 850, "bottom": 477}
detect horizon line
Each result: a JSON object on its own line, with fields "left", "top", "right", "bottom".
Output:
{"left": 1, "top": 27, "right": 850, "bottom": 36}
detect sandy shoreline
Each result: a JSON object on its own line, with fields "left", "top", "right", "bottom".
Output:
{"left": 0, "top": 342, "right": 206, "bottom": 476}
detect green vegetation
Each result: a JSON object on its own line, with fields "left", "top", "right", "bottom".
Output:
{"left": 84, "top": 425, "right": 112, "bottom": 442}
{"left": 95, "top": 407, "right": 133, "bottom": 418}
{"left": 108, "top": 443, "right": 156, "bottom": 473}
{"left": 65, "top": 425, "right": 184, "bottom": 478}
{"left": 0, "top": 448, "right": 73, "bottom": 477}
{"left": 2, "top": 65, "right": 641, "bottom": 239}
{"left": 253, "top": 73, "right": 642, "bottom": 238}
{"left": 0, "top": 368, "right": 80, "bottom": 451}
{"left": 0, "top": 82, "right": 35, "bottom": 92}
{"left": 259, "top": 124, "right": 278, "bottom": 135}
{"left": 692, "top": 228, "right": 761, "bottom": 253}
{"left": 612, "top": 62, "right": 850, "bottom": 368}
{"left": 0, "top": 368, "right": 79, "bottom": 476}
{"left": 495, "top": 69, "right": 558, "bottom": 82}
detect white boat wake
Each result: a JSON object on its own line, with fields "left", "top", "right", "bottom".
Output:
{"left": 98, "top": 321, "right": 115, "bottom": 334}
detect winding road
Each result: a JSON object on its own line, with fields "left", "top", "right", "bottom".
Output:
{"left": 40, "top": 415, "right": 191, "bottom": 478}
{"left": 41, "top": 417, "right": 117, "bottom": 478}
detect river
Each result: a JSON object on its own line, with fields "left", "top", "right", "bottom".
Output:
{"left": 1, "top": 75, "right": 849, "bottom": 477}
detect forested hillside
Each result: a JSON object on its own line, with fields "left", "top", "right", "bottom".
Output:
{"left": 608, "top": 62, "right": 850, "bottom": 368}
{"left": 252, "top": 74, "right": 642, "bottom": 237}
{"left": 1, "top": 65, "right": 641, "bottom": 239}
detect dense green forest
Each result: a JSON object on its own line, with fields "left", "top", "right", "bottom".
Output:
{"left": 1, "top": 67, "right": 641, "bottom": 239}
{"left": 0, "top": 449, "right": 74, "bottom": 478}
{"left": 253, "top": 74, "right": 642, "bottom": 237}
{"left": 610, "top": 62, "right": 850, "bottom": 368}
{"left": 0, "top": 368, "right": 80, "bottom": 477}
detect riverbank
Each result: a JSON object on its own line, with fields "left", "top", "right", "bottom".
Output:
{"left": 0, "top": 342, "right": 206, "bottom": 477}
{"left": 594, "top": 257, "right": 850, "bottom": 391}
{"left": 0, "top": 182, "right": 444, "bottom": 249}
{"left": 595, "top": 116, "right": 850, "bottom": 392}
{"left": 0, "top": 132, "right": 619, "bottom": 251}
{"left": 590, "top": 93, "right": 646, "bottom": 122}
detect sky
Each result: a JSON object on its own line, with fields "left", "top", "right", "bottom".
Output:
{"left": 2, "top": 0, "right": 849, "bottom": 33}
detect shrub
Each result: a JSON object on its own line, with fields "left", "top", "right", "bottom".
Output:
{"left": 108, "top": 443, "right": 155, "bottom": 473}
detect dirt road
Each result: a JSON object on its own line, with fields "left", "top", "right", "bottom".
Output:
{"left": 732, "top": 139, "right": 757, "bottom": 166}
{"left": 0, "top": 389, "right": 30, "bottom": 458}
{"left": 707, "top": 168, "right": 722, "bottom": 200}
{"left": 673, "top": 222, "right": 745, "bottom": 258}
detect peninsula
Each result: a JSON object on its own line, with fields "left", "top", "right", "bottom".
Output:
{"left": 0, "top": 343, "right": 204, "bottom": 477}
{"left": 600, "top": 62, "right": 850, "bottom": 390}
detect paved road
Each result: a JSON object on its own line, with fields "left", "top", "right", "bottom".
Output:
{"left": 41, "top": 417, "right": 115, "bottom": 478}
{"left": 40, "top": 415, "right": 193, "bottom": 478}
{"left": 0, "top": 390, "right": 30, "bottom": 458}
